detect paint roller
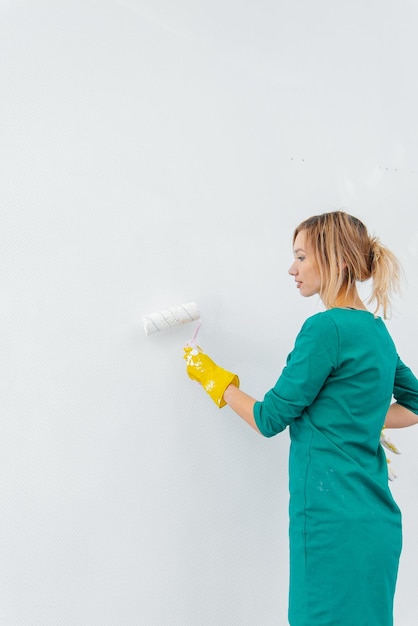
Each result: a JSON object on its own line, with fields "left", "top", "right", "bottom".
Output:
{"left": 143, "top": 301, "right": 201, "bottom": 337}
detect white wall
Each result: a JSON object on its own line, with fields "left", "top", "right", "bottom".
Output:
{"left": 1, "top": 1, "right": 418, "bottom": 624}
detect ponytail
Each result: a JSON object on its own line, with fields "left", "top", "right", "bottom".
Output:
{"left": 368, "top": 237, "right": 401, "bottom": 319}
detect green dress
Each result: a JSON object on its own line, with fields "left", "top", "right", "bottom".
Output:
{"left": 253, "top": 308, "right": 418, "bottom": 626}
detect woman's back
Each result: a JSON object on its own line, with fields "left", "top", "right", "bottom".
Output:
{"left": 286, "top": 308, "right": 403, "bottom": 625}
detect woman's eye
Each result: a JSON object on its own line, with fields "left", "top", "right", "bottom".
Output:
{"left": 297, "top": 256, "right": 305, "bottom": 261}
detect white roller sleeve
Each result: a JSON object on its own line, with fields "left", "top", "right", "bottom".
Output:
{"left": 143, "top": 301, "right": 201, "bottom": 335}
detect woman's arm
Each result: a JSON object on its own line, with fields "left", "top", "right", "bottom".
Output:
{"left": 223, "top": 384, "right": 261, "bottom": 434}
{"left": 385, "top": 402, "right": 418, "bottom": 428}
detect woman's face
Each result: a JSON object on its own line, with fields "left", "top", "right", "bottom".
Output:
{"left": 288, "top": 230, "right": 321, "bottom": 298}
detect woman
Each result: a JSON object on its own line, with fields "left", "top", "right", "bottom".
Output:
{"left": 184, "top": 211, "right": 418, "bottom": 626}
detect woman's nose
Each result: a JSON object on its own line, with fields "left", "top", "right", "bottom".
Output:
{"left": 288, "top": 263, "right": 297, "bottom": 276}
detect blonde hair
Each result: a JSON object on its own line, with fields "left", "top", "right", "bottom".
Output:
{"left": 293, "top": 211, "right": 401, "bottom": 318}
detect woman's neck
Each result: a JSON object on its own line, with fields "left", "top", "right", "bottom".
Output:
{"left": 333, "top": 287, "right": 368, "bottom": 311}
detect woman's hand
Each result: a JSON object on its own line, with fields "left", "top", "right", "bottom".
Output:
{"left": 183, "top": 345, "right": 239, "bottom": 408}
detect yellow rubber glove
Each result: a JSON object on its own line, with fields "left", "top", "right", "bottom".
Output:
{"left": 183, "top": 345, "right": 239, "bottom": 408}
{"left": 380, "top": 427, "right": 401, "bottom": 481}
